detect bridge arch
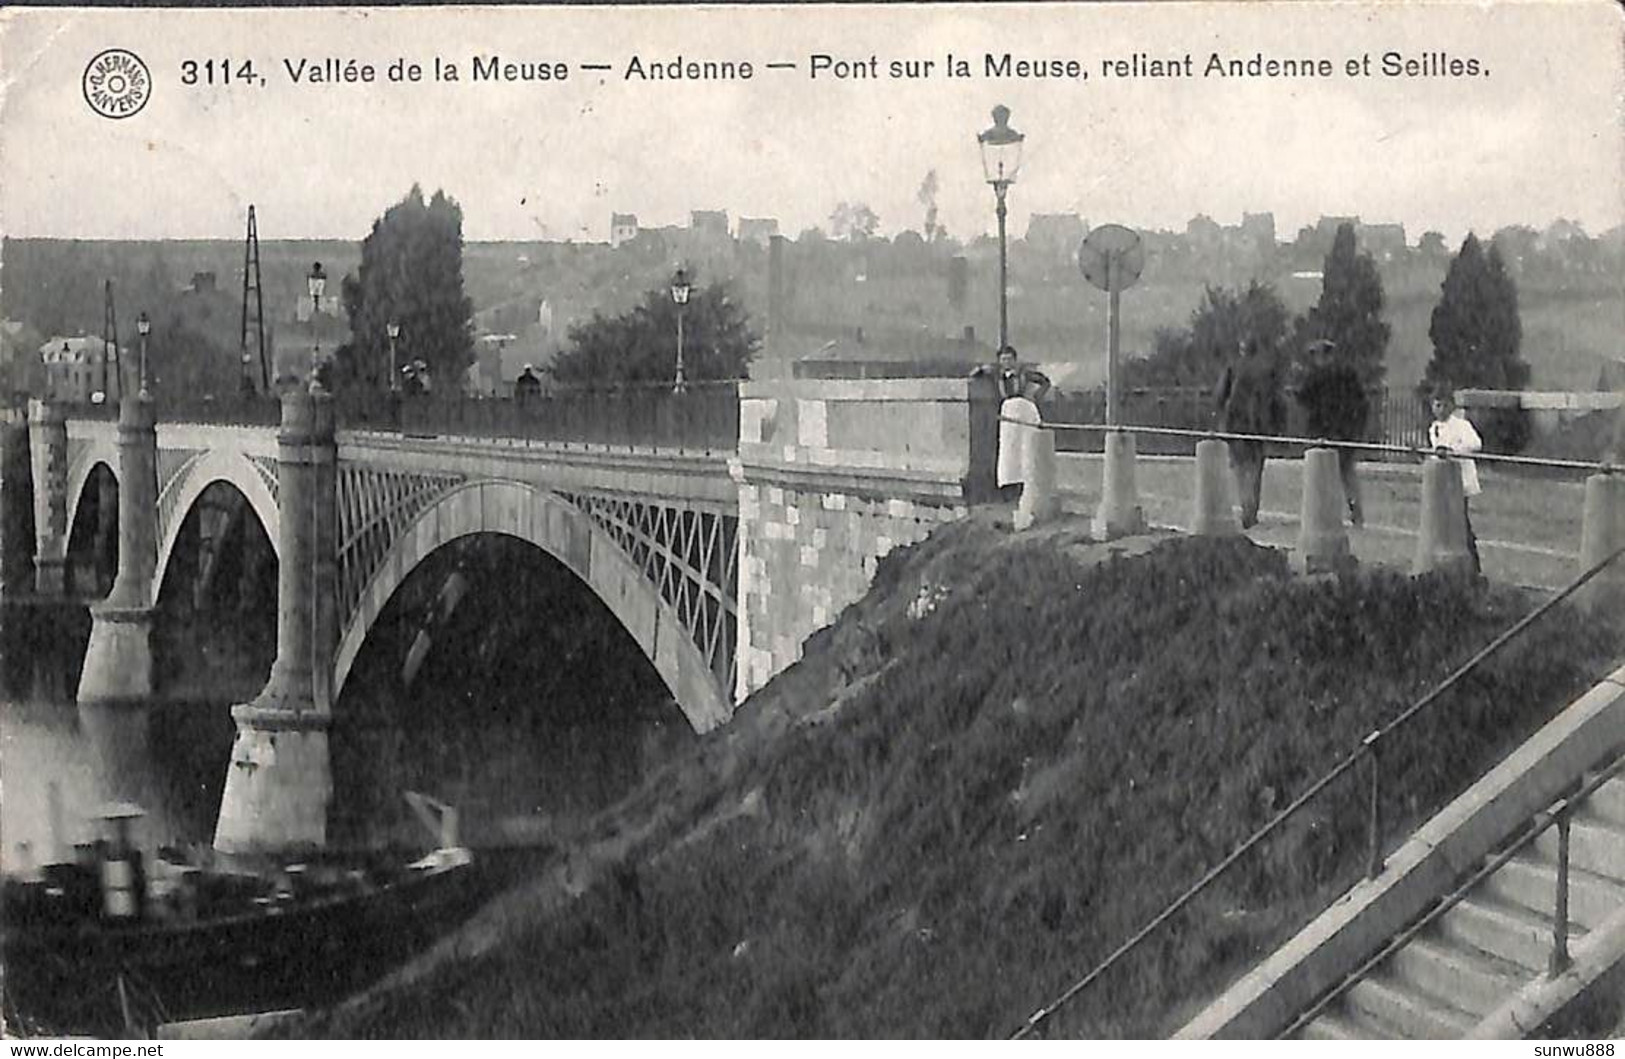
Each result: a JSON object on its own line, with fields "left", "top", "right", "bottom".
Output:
{"left": 65, "top": 442, "right": 119, "bottom": 543}
{"left": 153, "top": 448, "right": 282, "bottom": 599}
{"left": 333, "top": 479, "right": 731, "bottom": 733}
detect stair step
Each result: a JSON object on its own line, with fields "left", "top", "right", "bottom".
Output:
{"left": 1532, "top": 816, "right": 1625, "bottom": 880}
{"left": 1578, "top": 774, "right": 1625, "bottom": 829}
{"left": 1299, "top": 1007, "right": 1382, "bottom": 1040}
{"left": 1343, "top": 975, "right": 1476, "bottom": 1039}
{"left": 1481, "top": 852, "right": 1625, "bottom": 929}
{"left": 1437, "top": 893, "right": 1584, "bottom": 973}
{"left": 1385, "top": 935, "right": 1529, "bottom": 1017}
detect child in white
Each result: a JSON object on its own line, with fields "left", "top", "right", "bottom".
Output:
{"left": 1428, "top": 392, "right": 1483, "bottom": 573}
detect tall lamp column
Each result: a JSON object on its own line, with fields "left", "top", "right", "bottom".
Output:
{"left": 307, "top": 262, "right": 327, "bottom": 392}
{"left": 136, "top": 312, "right": 151, "bottom": 399}
{"left": 671, "top": 268, "right": 691, "bottom": 395}
{"left": 977, "top": 105, "right": 1025, "bottom": 352}
{"left": 387, "top": 321, "right": 401, "bottom": 393}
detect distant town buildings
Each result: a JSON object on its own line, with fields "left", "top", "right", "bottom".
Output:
{"left": 737, "top": 217, "right": 780, "bottom": 248}
{"left": 690, "top": 210, "right": 730, "bottom": 239}
{"left": 610, "top": 213, "right": 639, "bottom": 248}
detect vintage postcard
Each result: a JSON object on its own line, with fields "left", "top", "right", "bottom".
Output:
{"left": 0, "top": 0, "right": 1622, "bottom": 1043}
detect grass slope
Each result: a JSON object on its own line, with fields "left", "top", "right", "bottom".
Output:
{"left": 303, "top": 522, "right": 1620, "bottom": 1039}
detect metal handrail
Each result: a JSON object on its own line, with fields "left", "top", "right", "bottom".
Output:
{"left": 1009, "top": 542, "right": 1625, "bottom": 1039}
{"left": 1278, "top": 750, "right": 1625, "bottom": 1039}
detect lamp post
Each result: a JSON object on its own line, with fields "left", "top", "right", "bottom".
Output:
{"left": 307, "top": 262, "right": 327, "bottom": 391}
{"left": 977, "top": 104, "right": 1025, "bottom": 352}
{"left": 135, "top": 311, "right": 151, "bottom": 399}
{"left": 387, "top": 321, "right": 401, "bottom": 393}
{"left": 670, "top": 268, "right": 691, "bottom": 394}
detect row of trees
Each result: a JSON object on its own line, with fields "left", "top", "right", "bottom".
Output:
{"left": 1126, "top": 224, "right": 1530, "bottom": 448}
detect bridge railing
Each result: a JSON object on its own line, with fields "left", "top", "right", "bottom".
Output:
{"left": 45, "top": 383, "right": 744, "bottom": 453}
{"left": 347, "top": 381, "right": 742, "bottom": 455}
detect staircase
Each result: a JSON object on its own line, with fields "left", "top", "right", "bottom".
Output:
{"left": 1296, "top": 767, "right": 1625, "bottom": 1039}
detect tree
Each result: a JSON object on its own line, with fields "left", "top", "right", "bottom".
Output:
{"left": 916, "top": 171, "right": 941, "bottom": 242}
{"left": 1298, "top": 223, "right": 1390, "bottom": 387}
{"left": 1123, "top": 282, "right": 1293, "bottom": 388}
{"left": 1422, "top": 233, "right": 1529, "bottom": 451}
{"left": 551, "top": 272, "right": 758, "bottom": 386}
{"left": 337, "top": 185, "right": 474, "bottom": 393}
{"left": 829, "top": 202, "right": 880, "bottom": 242}
{"left": 1418, "top": 231, "right": 1449, "bottom": 259}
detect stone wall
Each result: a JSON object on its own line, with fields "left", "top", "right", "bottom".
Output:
{"left": 732, "top": 378, "right": 978, "bottom": 701}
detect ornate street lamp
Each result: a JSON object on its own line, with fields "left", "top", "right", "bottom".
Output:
{"left": 670, "top": 268, "right": 692, "bottom": 394}
{"left": 387, "top": 320, "right": 401, "bottom": 393}
{"left": 307, "top": 262, "right": 327, "bottom": 391}
{"left": 977, "top": 104, "right": 1025, "bottom": 352}
{"left": 135, "top": 311, "right": 151, "bottom": 399}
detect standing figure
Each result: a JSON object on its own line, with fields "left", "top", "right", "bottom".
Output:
{"left": 514, "top": 364, "right": 542, "bottom": 402}
{"left": 977, "top": 345, "right": 1051, "bottom": 504}
{"left": 1429, "top": 390, "right": 1483, "bottom": 574}
{"left": 1215, "top": 338, "right": 1285, "bottom": 528}
{"left": 1296, "top": 339, "right": 1372, "bottom": 526}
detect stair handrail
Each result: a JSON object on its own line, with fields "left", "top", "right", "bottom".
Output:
{"left": 1278, "top": 749, "right": 1625, "bottom": 1038}
{"left": 1010, "top": 542, "right": 1625, "bottom": 1039}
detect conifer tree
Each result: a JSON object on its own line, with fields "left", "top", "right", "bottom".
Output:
{"left": 1422, "top": 233, "right": 1529, "bottom": 450}
{"left": 1302, "top": 223, "right": 1390, "bottom": 386}
{"left": 338, "top": 186, "right": 474, "bottom": 392}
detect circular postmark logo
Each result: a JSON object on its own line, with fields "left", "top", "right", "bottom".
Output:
{"left": 83, "top": 49, "right": 151, "bottom": 120}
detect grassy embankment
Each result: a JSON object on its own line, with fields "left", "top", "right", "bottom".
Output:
{"left": 297, "top": 521, "right": 1622, "bottom": 1038}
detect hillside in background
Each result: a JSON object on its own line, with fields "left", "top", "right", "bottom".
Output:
{"left": 3, "top": 230, "right": 1619, "bottom": 392}
{"left": 288, "top": 524, "right": 1622, "bottom": 1038}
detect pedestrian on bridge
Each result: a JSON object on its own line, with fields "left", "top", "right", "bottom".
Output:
{"left": 976, "top": 345, "right": 1051, "bottom": 504}
{"left": 1296, "top": 339, "right": 1371, "bottom": 526}
{"left": 1429, "top": 390, "right": 1483, "bottom": 574}
{"left": 1215, "top": 338, "right": 1285, "bottom": 529}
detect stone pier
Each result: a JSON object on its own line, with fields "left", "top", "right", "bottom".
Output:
{"left": 78, "top": 395, "right": 159, "bottom": 703}
{"left": 27, "top": 400, "right": 68, "bottom": 595}
{"left": 214, "top": 390, "right": 337, "bottom": 857}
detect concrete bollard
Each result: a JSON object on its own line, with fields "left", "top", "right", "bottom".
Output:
{"left": 1293, "top": 447, "right": 1355, "bottom": 575}
{"left": 1413, "top": 456, "right": 1475, "bottom": 577}
{"left": 1575, "top": 473, "right": 1625, "bottom": 611}
{"left": 1093, "top": 429, "right": 1147, "bottom": 540}
{"left": 1193, "top": 438, "right": 1241, "bottom": 537}
{"left": 1014, "top": 428, "right": 1059, "bottom": 531}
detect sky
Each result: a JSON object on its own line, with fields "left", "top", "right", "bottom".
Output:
{"left": 0, "top": 1, "right": 1621, "bottom": 246}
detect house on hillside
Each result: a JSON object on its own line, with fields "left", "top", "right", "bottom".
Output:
{"left": 691, "top": 210, "right": 730, "bottom": 240}
{"left": 738, "top": 217, "right": 780, "bottom": 248}
{"left": 610, "top": 213, "right": 639, "bottom": 248}
{"left": 40, "top": 335, "right": 127, "bottom": 402}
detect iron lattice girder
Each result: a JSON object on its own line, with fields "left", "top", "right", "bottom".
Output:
{"left": 328, "top": 465, "right": 737, "bottom": 700}
{"left": 556, "top": 490, "right": 739, "bottom": 688}
{"left": 335, "top": 465, "right": 466, "bottom": 628}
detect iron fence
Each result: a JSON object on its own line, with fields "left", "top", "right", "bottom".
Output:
{"left": 340, "top": 381, "right": 743, "bottom": 455}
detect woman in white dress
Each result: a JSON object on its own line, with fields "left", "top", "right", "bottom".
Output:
{"left": 987, "top": 345, "right": 1051, "bottom": 503}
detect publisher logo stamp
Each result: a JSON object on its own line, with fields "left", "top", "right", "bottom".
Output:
{"left": 83, "top": 49, "right": 151, "bottom": 119}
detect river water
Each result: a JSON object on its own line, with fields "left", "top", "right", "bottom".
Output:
{"left": 0, "top": 605, "right": 235, "bottom": 875}
{"left": 0, "top": 537, "right": 696, "bottom": 872}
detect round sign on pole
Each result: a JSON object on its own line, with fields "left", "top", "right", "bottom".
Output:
{"left": 1078, "top": 224, "right": 1145, "bottom": 292}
